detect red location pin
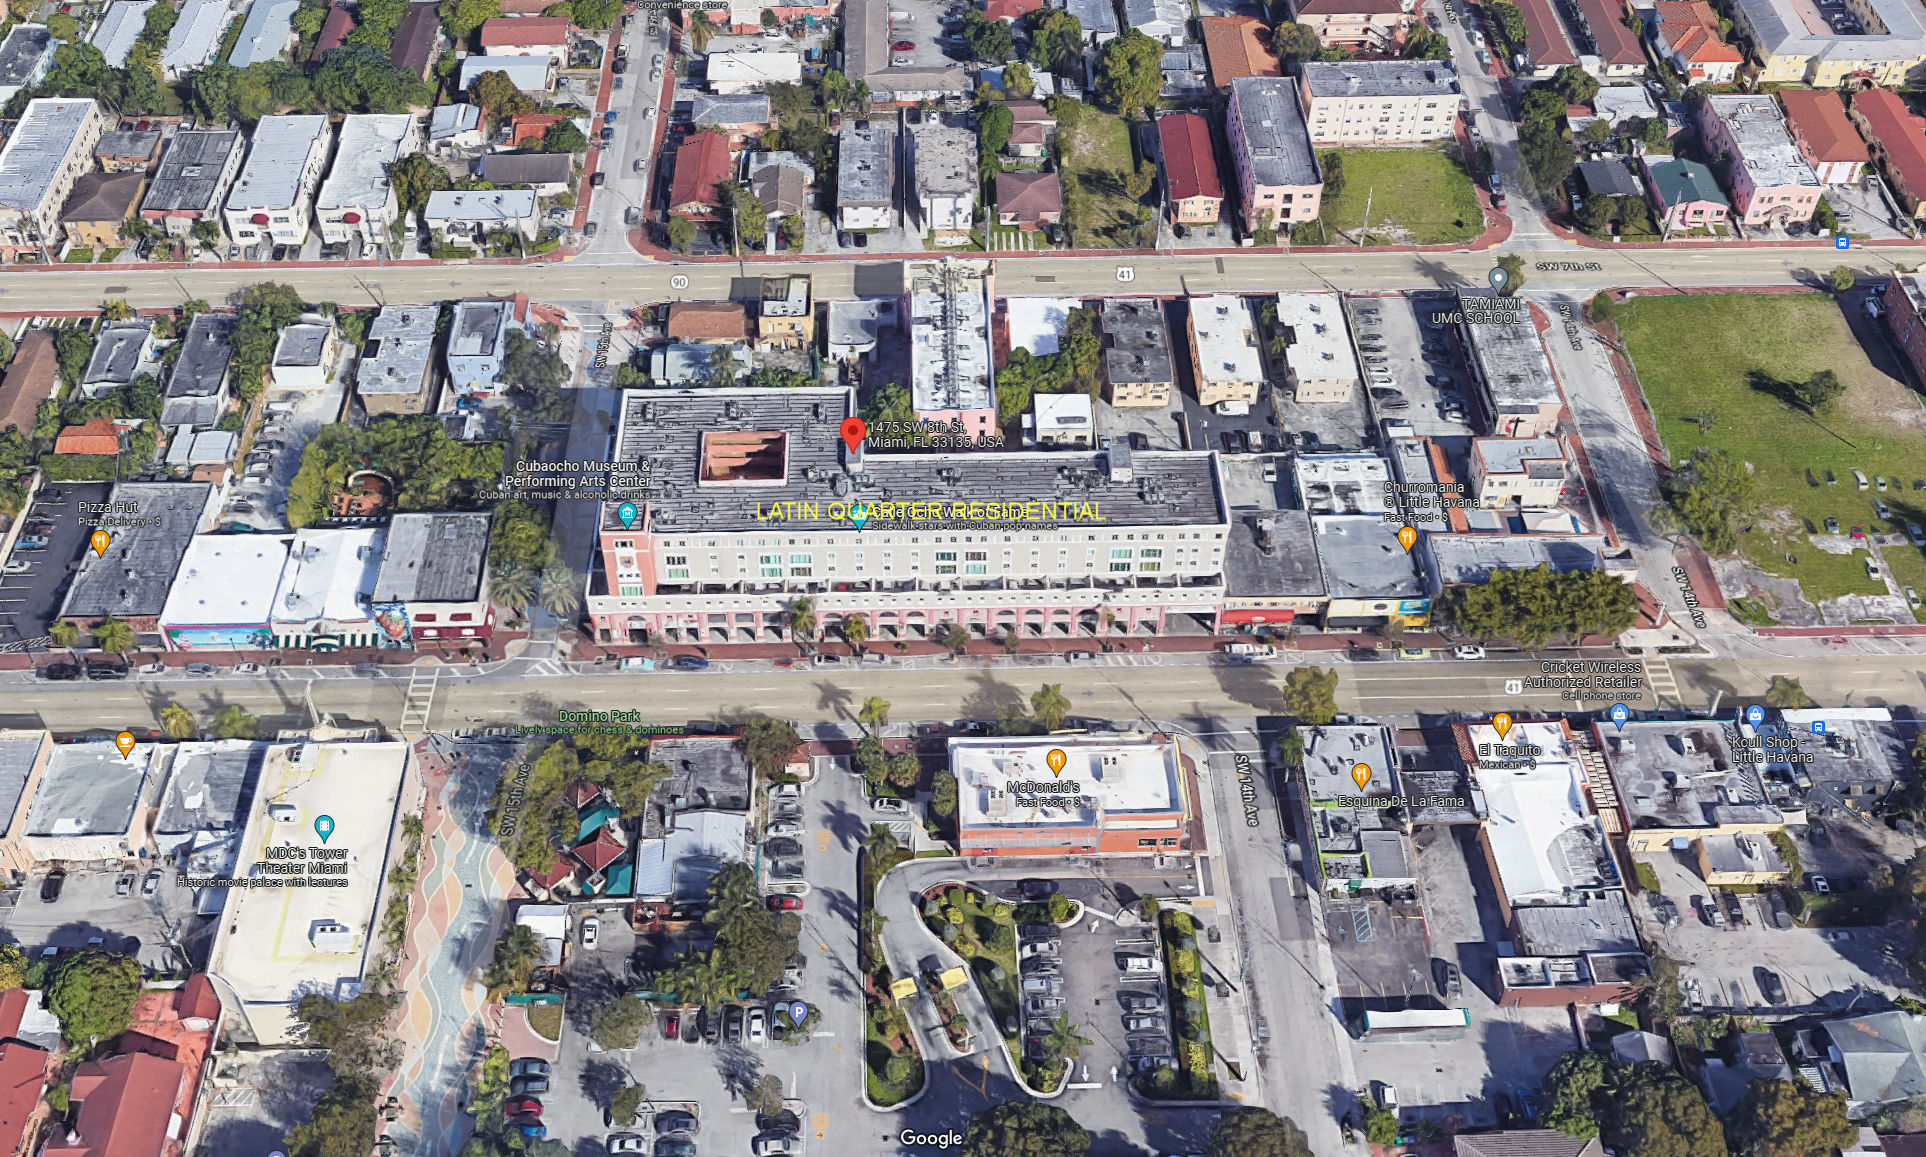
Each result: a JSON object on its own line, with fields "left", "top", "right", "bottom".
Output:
{"left": 839, "top": 416, "right": 867, "bottom": 452}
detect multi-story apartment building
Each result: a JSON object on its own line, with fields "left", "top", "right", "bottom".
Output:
{"left": 0, "top": 99, "right": 109, "bottom": 259}
{"left": 909, "top": 119, "right": 976, "bottom": 237}
{"left": 1849, "top": 88, "right": 1926, "bottom": 224}
{"left": 446, "top": 299, "right": 513, "bottom": 396}
{"left": 1099, "top": 298, "right": 1176, "bottom": 407}
{"left": 1298, "top": 60, "right": 1462, "bottom": 145}
{"left": 1288, "top": 0, "right": 1410, "bottom": 51}
{"left": 224, "top": 114, "right": 333, "bottom": 250}
{"left": 315, "top": 113, "right": 419, "bottom": 248}
{"left": 1273, "top": 293, "right": 1358, "bottom": 403}
{"left": 371, "top": 512, "right": 494, "bottom": 647}
{"left": 836, "top": 121, "right": 895, "bottom": 231}
{"left": 422, "top": 189, "right": 539, "bottom": 246}
{"left": 1732, "top": 0, "right": 1926, "bottom": 86}
{"left": 1455, "top": 291, "right": 1566, "bottom": 437}
{"left": 1187, "top": 294, "right": 1265, "bottom": 407}
{"left": 1157, "top": 113, "right": 1223, "bottom": 225}
{"left": 1779, "top": 88, "right": 1868, "bottom": 185}
{"left": 1469, "top": 435, "right": 1569, "bottom": 507}
{"left": 0, "top": 26, "right": 58, "bottom": 106}
{"left": 1225, "top": 77, "right": 1323, "bottom": 233}
{"left": 1697, "top": 94, "right": 1821, "bottom": 227}
{"left": 908, "top": 258, "right": 998, "bottom": 439}
{"left": 584, "top": 389, "right": 1231, "bottom": 646}
{"left": 1879, "top": 273, "right": 1926, "bottom": 384}
{"left": 140, "top": 129, "right": 244, "bottom": 239}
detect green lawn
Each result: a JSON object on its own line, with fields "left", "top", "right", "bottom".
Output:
{"left": 1060, "top": 108, "right": 1152, "bottom": 250}
{"left": 1293, "top": 146, "right": 1483, "bottom": 246}
{"left": 1617, "top": 292, "right": 1926, "bottom": 603}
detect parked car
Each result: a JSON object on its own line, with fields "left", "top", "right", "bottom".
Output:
{"left": 1811, "top": 874, "right": 1831, "bottom": 895}
{"left": 1756, "top": 967, "right": 1788, "bottom": 1005}
{"left": 581, "top": 917, "right": 599, "bottom": 947}
{"left": 39, "top": 870, "right": 64, "bottom": 903}
{"left": 185, "top": 663, "right": 216, "bottom": 677}
{"left": 671, "top": 655, "right": 709, "bottom": 670}
{"left": 724, "top": 1005, "right": 744, "bottom": 1043}
{"left": 656, "top": 1138, "right": 698, "bottom": 1157}
{"left": 753, "top": 1138, "right": 798, "bottom": 1157}
{"left": 510, "top": 1075, "right": 550, "bottom": 1096}
{"left": 655, "top": 1112, "right": 699, "bottom": 1136}
{"left": 1452, "top": 645, "right": 1486, "bottom": 660}
{"left": 869, "top": 796, "right": 909, "bottom": 815}
{"left": 141, "top": 869, "right": 162, "bottom": 896}
{"left": 115, "top": 872, "right": 135, "bottom": 897}
{"left": 748, "top": 1006, "right": 767, "bottom": 1045}
{"left": 608, "top": 1137, "right": 648, "bottom": 1154}
{"left": 1825, "top": 516, "right": 1841, "bottom": 533}
{"left": 767, "top": 895, "right": 802, "bottom": 912}
{"left": 1434, "top": 959, "right": 1463, "bottom": 1000}
{"left": 35, "top": 664, "right": 79, "bottom": 681}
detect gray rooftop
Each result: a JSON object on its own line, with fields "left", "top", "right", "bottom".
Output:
{"left": 1312, "top": 514, "right": 1424, "bottom": 599}
{"left": 24, "top": 742, "right": 152, "bottom": 838}
{"left": 61, "top": 482, "right": 209, "bottom": 619}
{"left": 1768, "top": 709, "right": 1911, "bottom": 804}
{"left": 230, "top": 0, "right": 298, "bottom": 67}
{"left": 909, "top": 259, "right": 992, "bottom": 412}
{"left": 1230, "top": 77, "right": 1320, "bottom": 188}
{"left": 1704, "top": 94, "right": 1821, "bottom": 189}
{"left": 0, "top": 732, "right": 44, "bottom": 839}
{"left": 844, "top": 0, "right": 968, "bottom": 92}
{"left": 357, "top": 305, "right": 438, "bottom": 396}
{"left": 1455, "top": 291, "right": 1564, "bottom": 409}
{"left": 643, "top": 737, "right": 754, "bottom": 839}
{"left": 317, "top": 113, "right": 414, "bottom": 212}
{"left": 430, "top": 103, "right": 484, "bottom": 140}
{"left": 273, "top": 320, "right": 331, "bottom": 368}
{"left": 90, "top": 1, "right": 153, "bottom": 67}
{"left": 1733, "top": 0, "right": 1926, "bottom": 63}
{"left": 479, "top": 152, "right": 572, "bottom": 186}
{"left": 1302, "top": 59, "right": 1461, "bottom": 98}
{"left": 227, "top": 115, "right": 331, "bottom": 211}
{"left": 0, "top": 25, "right": 53, "bottom": 87}
{"left": 372, "top": 512, "right": 491, "bottom": 603}
{"left": 83, "top": 321, "right": 151, "bottom": 389}
{"left": 1099, "top": 298, "right": 1174, "bottom": 386}
{"left": 155, "top": 739, "right": 265, "bottom": 836}
{"left": 838, "top": 121, "right": 895, "bottom": 207}
{"left": 611, "top": 388, "right": 1227, "bottom": 533}
{"left": 761, "top": 276, "right": 810, "bottom": 319}
{"left": 1475, "top": 434, "right": 1566, "bottom": 475}
{"left": 1225, "top": 508, "right": 1325, "bottom": 598}
{"left": 1429, "top": 534, "right": 1625, "bottom": 586}
{"left": 1301, "top": 723, "right": 1399, "bottom": 804}
{"left": 96, "top": 129, "right": 161, "bottom": 162}
{"left": 1599, "top": 720, "right": 1783, "bottom": 830}
{"left": 449, "top": 299, "right": 510, "bottom": 356}
{"left": 1825, "top": 1012, "right": 1926, "bottom": 1105}
{"left": 1387, "top": 438, "right": 1450, "bottom": 532}
{"left": 168, "top": 312, "right": 234, "bottom": 398}
{"left": 1577, "top": 158, "right": 1643, "bottom": 198}
{"left": 826, "top": 298, "right": 896, "bottom": 349}
{"left": 142, "top": 130, "right": 243, "bottom": 215}
{"left": 691, "top": 92, "right": 772, "bottom": 124}
{"left": 0, "top": 100, "right": 97, "bottom": 214}
{"left": 425, "top": 189, "right": 536, "bottom": 223}
{"left": 912, "top": 120, "right": 977, "bottom": 200}
{"left": 1511, "top": 892, "right": 1640, "bottom": 955}
{"left": 1063, "top": 0, "right": 1119, "bottom": 34}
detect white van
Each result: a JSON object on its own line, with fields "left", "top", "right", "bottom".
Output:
{"left": 1213, "top": 400, "right": 1250, "bottom": 417}
{"left": 1224, "top": 642, "right": 1276, "bottom": 657}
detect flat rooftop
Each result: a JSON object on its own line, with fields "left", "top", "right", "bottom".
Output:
{"left": 227, "top": 115, "right": 330, "bottom": 211}
{"left": 160, "top": 533, "right": 293, "bottom": 630}
{"left": 951, "top": 735, "right": 1185, "bottom": 831}
{"left": 1100, "top": 298, "right": 1174, "bottom": 386}
{"left": 837, "top": 121, "right": 894, "bottom": 206}
{"left": 912, "top": 119, "right": 976, "bottom": 199}
{"left": 642, "top": 737, "right": 754, "bottom": 839}
{"left": 826, "top": 298, "right": 896, "bottom": 348}
{"left": 315, "top": 114, "right": 413, "bottom": 212}
{"left": 1301, "top": 59, "right": 1460, "bottom": 98}
{"left": 155, "top": 740, "right": 268, "bottom": 837}
{"left": 1225, "top": 508, "right": 1325, "bottom": 598}
{"left": 0, "top": 100, "right": 95, "bottom": 213}
{"left": 1772, "top": 708, "right": 1908, "bottom": 799}
{"left": 0, "top": 731, "right": 46, "bottom": 840}
{"left": 1456, "top": 291, "right": 1564, "bottom": 409}
{"left": 1189, "top": 295, "right": 1263, "bottom": 384}
{"left": 908, "top": 258, "right": 993, "bottom": 413}
{"left": 1302, "top": 723, "right": 1398, "bottom": 804}
{"left": 274, "top": 321, "right": 331, "bottom": 369}
{"left": 142, "top": 129, "right": 242, "bottom": 215}
{"left": 1275, "top": 293, "right": 1358, "bottom": 385}
{"left": 1735, "top": 0, "right": 1926, "bottom": 62}
{"left": 357, "top": 305, "right": 436, "bottom": 395}
{"left": 1429, "top": 534, "right": 1626, "bottom": 586}
{"left": 448, "top": 300, "right": 510, "bottom": 358}
{"left": 1511, "top": 891, "right": 1640, "bottom": 955}
{"left": 609, "top": 388, "right": 1226, "bottom": 532}
{"left": 1475, "top": 435, "right": 1566, "bottom": 476}
{"left": 371, "top": 512, "right": 489, "bottom": 603}
{"left": 1294, "top": 453, "right": 1391, "bottom": 515}
{"left": 273, "top": 528, "right": 384, "bottom": 626}
{"left": 207, "top": 741, "right": 409, "bottom": 1017}
{"left": 1705, "top": 94, "right": 1821, "bottom": 189}
{"left": 1471, "top": 720, "right": 1611, "bottom": 904}
{"left": 1229, "top": 76, "right": 1320, "bottom": 187}
{"left": 1312, "top": 514, "right": 1424, "bottom": 598}
{"left": 24, "top": 742, "right": 156, "bottom": 837}
{"left": 1597, "top": 719, "right": 1781, "bottom": 830}
{"left": 61, "top": 483, "right": 210, "bottom": 620}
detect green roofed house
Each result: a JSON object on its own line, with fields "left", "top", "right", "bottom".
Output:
{"left": 1642, "top": 155, "right": 1731, "bottom": 233}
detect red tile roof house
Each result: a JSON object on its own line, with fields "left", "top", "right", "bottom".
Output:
{"left": 1200, "top": 16, "right": 1282, "bottom": 90}
{"left": 54, "top": 418, "right": 122, "bottom": 456}
{"left": 310, "top": 4, "right": 355, "bottom": 62}
{"left": 668, "top": 132, "right": 734, "bottom": 222}
{"left": 478, "top": 16, "right": 571, "bottom": 64}
{"left": 1157, "top": 112, "right": 1224, "bottom": 224}
{"left": 1289, "top": 0, "right": 1410, "bottom": 52}
{"left": 38, "top": 977, "right": 223, "bottom": 1157}
{"left": 1003, "top": 101, "right": 1057, "bottom": 159}
{"left": 1513, "top": 0, "right": 1578, "bottom": 78}
{"left": 995, "top": 171, "right": 1064, "bottom": 229}
{"left": 1572, "top": 0, "right": 1645, "bottom": 76}
{"left": 984, "top": 0, "right": 1047, "bottom": 21}
{"left": 1849, "top": 88, "right": 1926, "bottom": 223}
{"left": 1651, "top": 1, "right": 1741, "bottom": 85}
{"left": 0, "top": 1041, "right": 51, "bottom": 1157}
{"left": 508, "top": 112, "right": 569, "bottom": 149}
{"left": 1780, "top": 88, "right": 1869, "bottom": 186}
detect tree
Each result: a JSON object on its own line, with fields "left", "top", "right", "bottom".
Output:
{"left": 471, "top": 68, "right": 532, "bottom": 118}
{"left": 54, "top": 327, "right": 94, "bottom": 387}
{"left": 1601, "top": 1066, "right": 1727, "bottom": 1157}
{"left": 931, "top": 771, "right": 958, "bottom": 819}
{"left": 739, "top": 717, "right": 803, "bottom": 780}
{"left": 842, "top": 614, "right": 869, "bottom": 653}
{"left": 1030, "top": 684, "right": 1070, "bottom": 731}
{"left": 1828, "top": 265, "right": 1856, "bottom": 293}
{"left": 48, "top": 620, "right": 79, "bottom": 648}
{"left": 1039, "top": 1015, "right": 1092, "bottom": 1064}
{"left": 591, "top": 995, "right": 654, "bottom": 1050}
{"left": 1283, "top": 667, "right": 1338, "bottom": 725}
{"left": 1004, "top": 61, "right": 1035, "bottom": 99}
{"left": 537, "top": 561, "right": 579, "bottom": 619}
{"left": 285, "top": 1073, "right": 380, "bottom": 1157}
{"left": 481, "top": 924, "right": 543, "bottom": 993}
{"left": 1550, "top": 65, "right": 1600, "bottom": 104}
{"left": 1440, "top": 565, "right": 1639, "bottom": 646}
{"left": 599, "top": 759, "right": 666, "bottom": 818}
{"left": 1728, "top": 1079, "right": 1854, "bottom": 1157}
{"left": 490, "top": 564, "right": 536, "bottom": 614}
{"left": 0, "top": 945, "right": 27, "bottom": 992}
{"left": 1495, "top": 254, "right": 1527, "bottom": 297}
{"left": 1205, "top": 1109, "right": 1314, "bottom": 1157}
{"left": 666, "top": 214, "right": 698, "bottom": 250}
{"left": 1813, "top": 196, "right": 1838, "bottom": 234}
{"left": 610, "top": 1082, "right": 647, "bottom": 1127}
{"left": 1764, "top": 675, "right": 1813, "bottom": 709}
{"left": 1027, "top": 9, "right": 1083, "bottom": 71}
{"left": 543, "top": 119, "right": 588, "bottom": 154}
{"left": 685, "top": 11, "right": 716, "bottom": 52}
{"left": 787, "top": 596, "right": 818, "bottom": 643}
{"left": 440, "top": 0, "right": 501, "bottom": 36}
{"left": 858, "top": 696, "right": 891, "bottom": 735}
{"left": 1790, "top": 369, "right": 1845, "bottom": 414}
{"left": 1095, "top": 30, "right": 1163, "bottom": 115}
{"left": 1404, "top": 24, "right": 1453, "bottom": 59}
{"left": 856, "top": 735, "right": 890, "bottom": 795}
{"left": 160, "top": 703, "right": 197, "bottom": 740}
{"left": 1542, "top": 1050, "right": 1614, "bottom": 1138}
{"left": 1271, "top": 21, "right": 1319, "bottom": 64}
{"left": 312, "top": 44, "right": 421, "bottom": 113}
{"left": 215, "top": 705, "right": 259, "bottom": 739}
{"left": 48, "top": 951, "right": 142, "bottom": 1046}
{"left": 93, "top": 616, "right": 133, "bottom": 655}
{"left": 887, "top": 751, "right": 920, "bottom": 790}
{"left": 726, "top": 183, "right": 767, "bottom": 246}
{"left": 1365, "top": 1107, "right": 1401, "bottom": 1146}
{"left": 961, "top": 1101, "right": 1091, "bottom": 1157}
{"left": 961, "top": 10, "right": 1013, "bottom": 61}
{"left": 388, "top": 152, "right": 452, "bottom": 217}
{"left": 1660, "top": 447, "right": 1756, "bottom": 554}
{"left": 1518, "top": 116, "right": 1576, "bottom": 194}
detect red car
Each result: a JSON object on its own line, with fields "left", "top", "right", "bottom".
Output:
{"left": 504, "top": 1098, "right": 543, "bottom": 1121}
{"left": 1851, "top": 526, "right": 1867, "bottom": 540}
{"left": 767, "top": 895, "right": 803, "bottom": 912}
{"left": 891, "top": 39, "right": 914, "bottom": 49}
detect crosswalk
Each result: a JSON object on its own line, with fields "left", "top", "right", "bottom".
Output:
{"left": 1642, "top": 657, "right": 1680, "bottom": 708}
{"left": 520, "top": 658, "right": 571, "bottom": 678}
{"left": 400, "top": 669, "right": 437, "bottom": 732}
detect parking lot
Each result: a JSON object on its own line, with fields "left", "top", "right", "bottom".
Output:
{"left": 1011, "top": 897, "right": 1179, "bottom": 1091}
{"left": 229, "top": 363, "right": 354, "bottom": 530}
{"left": 0, "top": 481, "right": 109, "bottom": 650}
{"left": 2, "top": 866, "right": 204, "bottom": 974}
{"left": 1346, "top": 294, "right": 1478, "bottom": 440}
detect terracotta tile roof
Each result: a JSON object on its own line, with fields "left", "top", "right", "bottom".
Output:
{"left": 0, "top": 330, "right": 57, "bottom": 436}
{"left": 995, "top": 171, "right": 1063, "bottom": 221}
{"left": 55, "top": 419, "right": 121, "bottom": 456}
{"left": 527, "top": 857, "right": 576, "bottom": 889}
{"left": 478, "top": 15, "right": 569, "bottom": 46}
{"left": 1576, "top": 0, "right": 1643, "bottom": 64}
{"left": 666, "top": 301, "right": 751, "bottom": 342}
{"left": 509, "top": 112, "right": 567, "bottom": 148}
{"left": 1009, "top": 123, "right": 1050, "bottom": 146}
{"left": 1655, "top": 1, "right": 1741, "bottom": 61}
{"left": 312, "top": 5, "right": 355, "bottom": 58}
{"left": 565, "top": 780, "right": 603, "bottom": 809}
{"left": 1005, "top": 100, "right": 1055, "bottom": 125}
{"left": 1854, "top": 88, "right": 1926, "bottom": 196}
{"left": 1200, "top": 16, "right": 1282, "bottom": 88}
{"left": 0, "top": 1042, "right": 47, "bottom": 1157}
{"left": 47, "top": 1052, "right": 187, "bottom": 1157}
{"left": 1158, "top": 113, "right": 1223, "bottom": 201}
{"left": 668, "top": 132, "right": 734, "bottom": 217}
{"left": 984, "top": 0, "right": 1046, "bottom": 20}
{"left": 1455, "top": 1131, "right": 1605, "bottom": 1157}
{"left": 1781, "top": 87, "right": 1869, "bottom": 163}
{"left": 573, "top": 824, "right": 627, "bottom": 871}
{"left": 1516, "top": 0, "right": 1577, "bottom": 66}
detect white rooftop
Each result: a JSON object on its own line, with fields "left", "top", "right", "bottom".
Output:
{"left": 707, "top": 50, "right": 804, "bottom": 85}
{"left": 316, "top": 114, "right": 414, "bottom": 213}
{"left": 1471, "top": 720, "right": 1607, "bottom": 906}
{"left": 1706, "top": 94, "right": 1822, "bottom": 189}
{"left": 951, "top": 736, "right": 1184, "bottom": 830}
{"left": 424, "top": 188, "right": 536, "bottom": 222}
{"left": 230, "top": 0, "right": 298, "bottom": 67}
{"left": 161, "top": 534, "right": 293, "bottom": 629}
{"left": 90, "top": 0, "right": 153, "bottom": 67}
{"left": 1274, "top": 292, "right": 1358, "bottom": 384}
{"left": 162, "top": 0, "right": 233, "bottom": 75}
{"left": 228, "top": 115, "right": 331, "bottom": 212}
{"left": 430, "top": 103, "right": 484, "bottom": 139}
{"left": 1189, "top": 294, "right": 1263, "bottom": 384}
{"left": 1294, "top": 452, "right": 1392, "bottom": 515}
{"left": 908, "top": 258, "right": 993, "bottom": 413}
{"left": 1004, "top": 297, "right": 1083, "bottom": 356}
{"left": 0, "top": 99, "right": 97, "bottom": 214}
{"left": 1034, "top": 392, "right": 1094, "bottom": 436}
{"left": 271, "top": 527, "right": 384, "bottom": 627}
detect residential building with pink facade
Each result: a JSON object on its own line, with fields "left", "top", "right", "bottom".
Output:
{"left": 583, "top": 388, "right": 1232, "bottom": 646}
{"left": 1697, "top": 94, "right": 1821, "bottom": 227}
{"left": 1225, "top": 76, "right": 1324, "bottom": 233}
{"left": 1642, "top": 155, "right": 1731, "bottom": 232}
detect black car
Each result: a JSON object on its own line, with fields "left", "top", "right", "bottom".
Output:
{"left": 40, "top": 870, "right": 64, "bottom": 903}
{"left": 1756, "top": 967, "right": 1788, "bottom": 1005}
{"left": 85, "top": 661, "right": 127, "bottom": 680}
{"left": 36, "top": 664, "right": 79, "bottom": 681}
{"left": 1220, "top": 432, "right": 1239, "bottom": 452}
{"left": 655, "top": 1111, "right": 700, "bottom": 1136}
{"left": 852, "top": 232, "right": 868, "bottom": 248}
{"left": 613, "top": 57, "right": 627, "bottom": 72}
{"left": 671, "top": 655, "right": 710, "bottom": 670}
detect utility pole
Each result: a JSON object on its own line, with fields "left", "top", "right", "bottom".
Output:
{"left": 1359, "top": 186, "right": 1373, "bottom": 246}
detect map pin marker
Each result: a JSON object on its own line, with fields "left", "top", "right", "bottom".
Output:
{"left": 114, "top": 731, "right": 135, "bottom": 757}
{"left": 1397, "top": 526, "right": 1417, "bottom": 552}
{"left": 616, "top": 501, "right": 638, "bottom": 530}
{"left": 1046, "top": 749, "right": 1067, "bottom": 777}
{"left": 1489, "top": 265, "right": 1509, "bottom": 293}
{"left": 1608, "top": 703, "right": 1629, "bottom": 731}
{"left": 1350, "top": 762, "right": 1371, "bottom": 790}
{"left": 1745, "top": 704, "right": 1765, "bottom": 727}
{"left": 90, "top": 530, "right": 109, "bottom": 557}
{"left": 1493, "top": 712, "right": 1514, "bottom": 740}
{"left": 849, "top": 503, "right": 870, "bottom": 529}
{"left": 840, "top": 416, "right": 867, "bottom": 453}
{"left": 314, "top": 815, "right": 334, "bottom": 844}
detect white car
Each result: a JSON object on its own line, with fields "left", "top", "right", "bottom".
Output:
{"left": 1452, "top": 645, "right": 1486, "bottom": 660}
{"left": 765, "top": 821, "right": 802, "bottom": 838}
{"left": 753, "top": 1139, "right": 798, "bottom": 1156}
{"left": 869, "top": 797, "right": 909, "bottom": 815}
{"left": 581, "top": 917, "right": 599, "bottom": 948}
{"left": 748, "top": 1006, "right": 767, "bottom": 1045}
{"left": 1866, "top": 557, "right": 1884, "bottom": 580}
{"left": 608, "top": 1136, "right": 648, "bottom": 1154}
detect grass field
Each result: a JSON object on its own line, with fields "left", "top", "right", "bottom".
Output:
{"left": 1616, "top": 292, "right": 1926, "bottom": 605}
{"left": 1292, "top": 146, "right": 1484, "bottom": 246}
{"left": 1060, "top": 109, "right": 1151, "bottom": 250}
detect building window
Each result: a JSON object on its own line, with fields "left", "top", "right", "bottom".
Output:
{"left": 452, "top": 612, "right": 474, "bottom": 622}
{"left": 614, "top": 539, "right": 634, "bottom": 549}
{"left": 935, "top": 564, "right": 957, "bottom": 575}
{"left": 965, "top": 563, "right": 987, "bottom": 575}
{"left": 759, "top": 553, "right": 782, "bottom": 578}
{"left": 936, "top": 551, "right": 956, "bottom": 562}
{"left": 618, "top": 584, "right": 643, "bottom": 596}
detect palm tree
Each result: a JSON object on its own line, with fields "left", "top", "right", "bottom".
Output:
{"left": 1030, "top": 683, "right": 1071, "bottom": 731}
{"left": 939, "top": 622, "right": 971, "bottom": 655}
{"left": 93, "top": 616, "right": 134, "bottom": 656}
{"left": 1040, "top": 1015, "right": 1092, "bottom": 1065}
{"left": 537, "top": 562, "right": 580, "bottom": 620}
{"left": 787, "top": 597, "right": 817, "bottom": 645}
{"left": 214, "top": 705, "right": 258, "bottom": 739}
{"left": 858, "top": 696, "right": 891, "bottom": 735}
{"left": 490, "top": 564, "right": 537, "bottom": 614}
{"left": 1764, "top": 675, "right": 1813, "bottom": 709}
{"left": 842, "top": 614, "right": 869, "bottom": 654}
{"left": 47, "top": 620, "right": 79, "bottom": 648}
{"left": 861, "top": 823, "right": 900, "bottom": 864}
{"left": 159, "top": 704, "right": 196, "bottom": 740}
{"left": 686, "top": 10, "right": 715, "bottom": 52}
